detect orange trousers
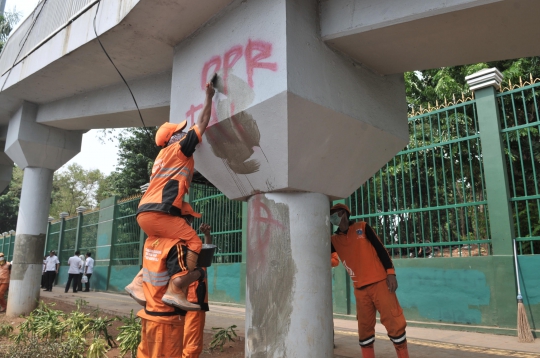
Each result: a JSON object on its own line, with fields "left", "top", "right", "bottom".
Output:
{"left": 137, "top": 318, "right": 184, "bottom": 358}
{"left": 355, "top": 279, "right": 407, "bottom": 347}
{"left": 0, "top": 283, "right": 8, "bottom": 309}
{"left": 182, "top": 311, "right": 206, "bottom": 358}
{"left": 137, "top": 212, "right": 202, "bottom": 254}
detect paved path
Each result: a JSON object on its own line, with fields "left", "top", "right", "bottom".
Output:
{"left": 41, "top": 289, "right": 540, "bottom": 357}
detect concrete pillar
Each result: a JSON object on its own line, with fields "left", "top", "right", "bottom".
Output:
{"left": 246, "top": 193, "right": 332, "bottom": 357}
{"left": 169, "top": 0, "right": 408, "bottom": 355}
{"left": 8, "top": 167, "right": 53, "bottom": 316}
{"left": 4, "top": 102, "right": 82, "bottom": 316}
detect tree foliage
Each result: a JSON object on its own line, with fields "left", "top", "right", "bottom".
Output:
{"left": 406, "top": 57, "right": 540, "bottom": 111}
{"left": 106, "top": 127, "right": 160, "bottom": 198}
{"left": 0, "top": 166, "right": 23, "bottom": 232}
{"left": 0, "top": 10, "right": 22, "bottom": 52}
{"left": 50, "top": 164, "right": 105, "bottom": 217}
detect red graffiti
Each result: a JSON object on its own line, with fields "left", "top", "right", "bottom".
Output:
{"left": 201, "top": 55, "right": 221, "bottom": 90}
{"left": 185, "top": 104, "right": 203, "bottom": 126}
{"left": 190, "top": 39, "right": 278, "bottom": 128}
{"left": 249, "top": 196, "right": 284, "bottom": 246}
{"left": 245, "top": 39, "right": 277, "bottom": 88}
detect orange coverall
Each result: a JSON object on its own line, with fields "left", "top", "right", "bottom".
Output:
{"left": 182, "top": 275, "right": 209, "bottom": 358}
{"left": 332, "top": 221, "right": 408, "bottom": 357}
{"left": 136, "top": 237, "right": 188, "bottom": 357}
{"left": 0, "top": 262, "right": 10, "bottom": 311}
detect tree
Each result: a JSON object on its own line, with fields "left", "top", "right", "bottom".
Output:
{"left": 0, "top": 10, "right": 22, "bottom": 52}
{"left": 106, "top": 127, "right": 160, "bottom": 198}
{"left": 0, "top": 166, "right": 23, "bottom": 232}
{"left": 406, "top": 57, "right": 540, "bottom": 111}
{"left": 50, "top": 163, "right": 105, "bottom": 217}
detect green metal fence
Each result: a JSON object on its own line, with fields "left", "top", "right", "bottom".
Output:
{"left": 79, "top": 211, "right": 99, "bottom": 257}
{"left": 112, "top": 197, "right": 143, "bottom": 266}
{"left": 60, "top": 216, "right": 78, "bottom": 264}
{"left": 0, "top": 232, "right": 15, "bottom": 261}
{"left": 46, "top": 221, "right": 61, "bottom": 254}
{"left": 349, "top": 99, "right": 491, "bottom": 258}
{"left": 498, "top": 80, "right": 540, "bottom": 254}
{"left": 191, "top": 183, "right": 243, "bottom": 263}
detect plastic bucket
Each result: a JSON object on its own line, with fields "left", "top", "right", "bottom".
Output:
{"left": 197, "top": 244, "right": 217, "bottom": 267}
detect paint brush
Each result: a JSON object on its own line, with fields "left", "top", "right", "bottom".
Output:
{"left": 210, "top": 73, "right": 225, "bottom": 93}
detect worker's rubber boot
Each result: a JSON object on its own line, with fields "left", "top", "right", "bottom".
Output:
{"left": 360, "top": 345, "right": 375, "bottom": 358}
{"left": 162, "top": 270, "right": 202, "bottom": 311}
{"left": 186, "top": 250, "right": 199, "bottom": 271}
{"left": 125, "top": 269, "right": 146, "bottom": 306}
{"left": 394, "top": 342, "right": 409, "bottom": 358}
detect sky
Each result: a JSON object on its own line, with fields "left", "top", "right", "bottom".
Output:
{"left": 5, "top": 0, "right": 120, "bottom": 175}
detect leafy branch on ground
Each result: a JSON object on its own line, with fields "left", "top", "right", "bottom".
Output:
{"left": 210, "top": 325, "right": 238, "bottom": 352}
{"left": 0, "top": 300, "right": 116, "bottom": 358}
{"left": 115, "top": 309, "right": 142, "bottom": 358}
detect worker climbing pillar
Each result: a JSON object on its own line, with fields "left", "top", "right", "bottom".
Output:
{"left": 169, "top": 0, "right": 408, "bottom": 356}
{"left": 4, "top": 102, "right": 82, "bottom": 317}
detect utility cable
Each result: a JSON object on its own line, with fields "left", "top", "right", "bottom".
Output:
{"left": 92, "top": 0, "right": 154, "bottom": 143}
{"left": 1, "top": 0, "right": 49, "bottom": 92}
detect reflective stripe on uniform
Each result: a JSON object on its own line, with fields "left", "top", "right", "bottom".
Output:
{"left": 142, "top": 268, "right": 170, "bottom": 287}
{"left": 388, "top": 332, "right": 407, "bottom": 344}
{"left": 151, "top": 167, "right": 191, "bottom": 180}
{"left": 359, "top": 335, "right": 375, "bottom": 347}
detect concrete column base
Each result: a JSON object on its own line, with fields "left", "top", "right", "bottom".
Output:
{"left": 246, "top": 192, "right": 332, "bottom": 357}
{"left": 6, "top": 167, "right": 53, "bottom": 317}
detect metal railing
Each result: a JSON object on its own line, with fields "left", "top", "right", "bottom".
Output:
{"left": 0, "top": 0, "right": 96, "bottom": 76}
{"left": 191, "top": 183, "right": 243, "bottom": 263}
{"left": 349, "top": 100, "right": 491, "bottom": 258}
{"left": 498, "top": 80, "right": 540, "bottom": 255}
{"left": 111, "top": 197, "right": 142, "bottom": 266}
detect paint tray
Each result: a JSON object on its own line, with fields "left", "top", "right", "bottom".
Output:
{"left": 197, "top": 244, "right": 217, "bottom": 267}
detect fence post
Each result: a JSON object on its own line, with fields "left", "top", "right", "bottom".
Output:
{"left": 95, "top": 196, "right": 118, "bottom": 291}
{"left": 57, "top": 213, "right": 69, "bottom": 260}
{"left": 466, "top": 68, "right": 514, "bottom": 256}
{"left": 74, "top": 207, "right": 86, "bottom": 252}
{"left": 44, "top": 217, "right": 54, "bottom": 256}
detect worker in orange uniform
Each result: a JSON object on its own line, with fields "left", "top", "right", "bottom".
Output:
{"left": 183, "top": 222, "right": 212, "bottom": 358}
{"left": 126, "top": 80, "right": 215, "bottom": 312}
{"left": 329, "top": 203, "right": 409, "bottom": 358}
{"left": 0, "top": 253, "right": 11, "bottom": 312}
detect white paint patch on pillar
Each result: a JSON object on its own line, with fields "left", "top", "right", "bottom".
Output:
{"left": 246, "top": 193, "right": 332, "bottom": 357}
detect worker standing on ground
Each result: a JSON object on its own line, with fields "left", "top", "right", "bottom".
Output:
{"left": 183, "top": 222, "right": 212, "bottom": 358}
{"left": 329, "top": 203, "right": 409, "bottom": 358}
{"left": 0, "top": 253, "right": 11, "bottom": 312}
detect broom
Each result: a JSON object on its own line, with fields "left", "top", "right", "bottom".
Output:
{"left": 512, "top": 238, "right": 535, "bottom": 343}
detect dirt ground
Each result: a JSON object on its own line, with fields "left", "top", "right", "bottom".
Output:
{"left": 0, "top": 297, "right": 244, "bottom": 358}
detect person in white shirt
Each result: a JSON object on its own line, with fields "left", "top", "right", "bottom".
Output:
{"left": 77, "top": 253, "right": 85, "bottom": 292}
{"left": 43, "top": 251, "right": 60, "bottom": 292}
{"left": 84, "top": 252, "right": 95, "bottom": 292}
{"left": 65, "top": 251, "right": 83, "bottom": 293}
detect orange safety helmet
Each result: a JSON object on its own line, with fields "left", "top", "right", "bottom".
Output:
{"left": 180, "top": 202, "right": 202, "bottom": 218}
{"left": 330, "top": 203, "right": 351, "bottom": 217}
{"left": 155, "top": 120, "right": 188, "bottom": 147}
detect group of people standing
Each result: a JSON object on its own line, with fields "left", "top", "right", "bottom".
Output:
{"left": 41, "top": 250, "right": 94, "bottom": 293}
